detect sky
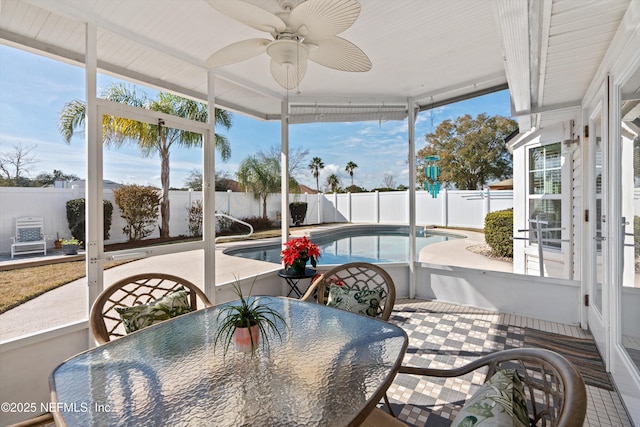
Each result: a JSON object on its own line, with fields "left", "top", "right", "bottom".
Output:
{"left": 0, "top": 44, "right": 512, "bottom": 191}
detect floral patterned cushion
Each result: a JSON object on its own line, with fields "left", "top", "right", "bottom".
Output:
{"left": 115, "top": 288, "right": 192, "bottom": 333}
{"left": 452, "top": 369, "right": 529, "bottom": 427}
{"left": 17, "top": 227, "right": 43, "bottom": 242}
{"left": 326, "top": 285, "right": 383, "bottom": 317}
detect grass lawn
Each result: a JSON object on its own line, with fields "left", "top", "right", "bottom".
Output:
{"left": 0, "top": 228, "right": 287, "bottom": 315}
{"left": 0, "top": 260, "right": 127, "bottom": 314}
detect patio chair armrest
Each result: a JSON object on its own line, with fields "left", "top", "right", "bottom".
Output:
{"left": 300, "top": 274, "right": 325, "bottom": 301}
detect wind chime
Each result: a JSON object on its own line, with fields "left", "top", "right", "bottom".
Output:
{"left": 424, "top": 155, "right": 440, "bottom": 198}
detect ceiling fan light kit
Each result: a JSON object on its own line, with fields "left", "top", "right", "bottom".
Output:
{"left": 206, "top": 0, "right": 371, "bottom": 90}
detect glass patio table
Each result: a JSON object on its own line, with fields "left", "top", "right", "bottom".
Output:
{"left": 49, "top": 297, "right": 408, "bottom": 426}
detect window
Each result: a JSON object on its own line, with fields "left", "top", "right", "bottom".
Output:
{"left": 528, "top": 143, "right": 562, "bottom": 249}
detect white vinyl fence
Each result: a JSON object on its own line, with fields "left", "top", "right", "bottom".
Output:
{"left": 0, "top": 187, "right": 513, "bottom": 255}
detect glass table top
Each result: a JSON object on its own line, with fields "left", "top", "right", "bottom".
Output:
{"left": 51, "top": 297, "right": 408, "bottom": 426}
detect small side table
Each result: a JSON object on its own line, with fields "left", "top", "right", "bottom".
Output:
{"left": 278, "top": 268, "right": 317, "bottom": 298}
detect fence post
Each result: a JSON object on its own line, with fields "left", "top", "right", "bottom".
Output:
{"left": 317, "top": 192, "right": 322, "bottom": 224}
{"left": 334, "top": 192, "right": 338, "bottom": 222}
{"left": 375, "top": 190, "right": 380, "bottom": 223}
{"left": 347, "top": 192, "right": 352, "bottom": 222}
{"left": 226, "top": 189, "right": 232, "bottom": 215}
{"left": 442, "top": 188, "right": 448, "bottom": 227}
{"left": 485, "top": 188, "right": 491, "bottom": 218}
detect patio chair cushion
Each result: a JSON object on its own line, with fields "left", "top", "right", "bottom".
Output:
{"left": 452, "top": 369, "right": 529, "bottom": 427}
{"left": 326, "top": 285, "right": 383, "bottom": 317}
{"left": 17, "top": 227, "right": 43, "bottom": 242}
{"left": 115, "top": 287, "right": 192, "bottom": 333}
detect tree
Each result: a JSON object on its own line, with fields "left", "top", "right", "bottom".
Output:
{"left": 345, "top": 161, "right": 358, "bottom": 186}
{"left": 184, "top": 168, "right": 204, "bottom": 191}
{"left": 264, "top": 146, "right": 309, "bottom": 187}
{"left": 58, "top": 83, "right": 233, "bottom": 237}
{"left": 0, "top": 143, "right": 38, "bottom": 186}
{"left": 308, "top": 157, "right": 324, "bottom": 192}
{"left": 35, "top": 169, "right": 80, "bottom": 186}
{"left": 382, "top": 173, "right": 396, "bottom": 189}
{"left": 326, "top": 173, "right": 341, "bottom": 193}
{"left": 417, "top": 113, "right": 517, "bottom": 190}
{"left": 113, "top": 184, "right": 160, "bottom": 241}
{"left": 237, "top": 149, "right": 300, "bottom": 219}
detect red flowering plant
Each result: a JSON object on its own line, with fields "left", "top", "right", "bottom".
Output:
{"left": 282, "top": 236, "right": 320, "bottom": 272}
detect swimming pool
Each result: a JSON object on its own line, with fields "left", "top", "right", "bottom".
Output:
{"left": 225, "top": 225, "right": 463, "bottom": 265}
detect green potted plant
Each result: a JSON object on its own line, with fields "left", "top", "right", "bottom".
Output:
{"left": 281, "top": 236, "right": 320, "bottom": 274}
{"left": 61, "top": 237, "right": 82, "bottom": 255}
{"left": 289, "top": 201, "right": 308, "bottom": 226}
{"left": 213, "top": 279, "right": 286, "bottom": 355}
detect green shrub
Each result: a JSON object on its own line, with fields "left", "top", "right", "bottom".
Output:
{"left": 113, "top": 185, "right": 160, "bottom": 241}
{"left": 65, "top": 198, "right": 113, "bottom": 244}
{"left": 484, "top": 208, "right": 513, "bottom": 258}
{"left": 187, "top": 200, "right": 203, "bottom": 237}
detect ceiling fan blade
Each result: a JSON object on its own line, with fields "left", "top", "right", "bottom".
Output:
{"left": 206, "top": 38, "right": 271, "bottom": 68}
{"left": 288, "top": 0, "right": 361, "bottom": 40}
{"left": 306, "top": 36, "right": 371, "bottom": 72}
{"left": 270, "top": 59, "right": 307, "bottom": 90}
{"left": 205, "top": 0, "right": 286, "bottom": 33}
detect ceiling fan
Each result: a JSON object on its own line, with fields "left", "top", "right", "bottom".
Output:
{"left": 205, "top": 0, "right": 372, "bottom": 90}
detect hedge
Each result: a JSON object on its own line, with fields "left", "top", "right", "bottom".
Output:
{"left": 484, "top": 208, "right": 513, "bottom": 258}
{"left": 65, "top": 199, "right": 113, "bottom": 245}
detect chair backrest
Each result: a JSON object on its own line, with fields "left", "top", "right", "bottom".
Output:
{"left": 301, "top": 262, "right": 396, "bottom": 320}
{"left": 400, "top": 348, "right": 587, "bottom": 427}
{"left": 14, "top": 216, "right": 45, "bottom": 242}
{"left": 90, "top": 273, "right": 212, "bottom": 345}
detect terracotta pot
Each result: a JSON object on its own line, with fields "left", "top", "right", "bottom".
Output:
{"left": 233, "top": 324, "right": 260, "bottom": 353}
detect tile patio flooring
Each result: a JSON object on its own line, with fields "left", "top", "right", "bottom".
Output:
{"left": 383, "top": 299, "right": 633, "bottom": 427}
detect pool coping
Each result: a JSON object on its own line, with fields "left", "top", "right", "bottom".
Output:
{"left": 221, "top": 223, "right": 470, "bottom": 264}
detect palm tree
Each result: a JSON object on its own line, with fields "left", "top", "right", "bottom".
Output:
{"left": 58, "top": 83, "right": 232, "bottom": 238}
{"left": 326, "top": 174, "right": 341, "bottom": 193}
{"left": 345, "top": 161, "right": 358, "bottom": 186}
{"left": 237, "top": 151, "right": 299, "bottom": 219}
{"left": 308, "top": 157, "right": 324, "bottom": 192}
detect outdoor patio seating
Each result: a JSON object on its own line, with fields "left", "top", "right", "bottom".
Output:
{"left": 300, "top": 262, "right": 397, "bottom": 321}
{"left": 361, "top": 347, "right": 587, "bottom": 427}
{"left": 10, "top": 216, "right": 47, "bottom": 259}
{"left": 89, "top": 273, "right": 212, "bottom": 345}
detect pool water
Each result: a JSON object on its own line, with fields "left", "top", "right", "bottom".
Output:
{"left": 226, "top": 226, "right": 462, "bottom": 265}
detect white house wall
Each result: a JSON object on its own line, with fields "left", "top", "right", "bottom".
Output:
{"left": 510, "top": 122, "right": 577, "bottom": 279}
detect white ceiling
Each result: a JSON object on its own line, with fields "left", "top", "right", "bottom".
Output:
{"left": 0, "top": 0, "right": 631, "bottom": 128}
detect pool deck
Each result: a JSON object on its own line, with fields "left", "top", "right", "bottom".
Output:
{"left": 0, "top": 226, "right": 511, "bottom": 342}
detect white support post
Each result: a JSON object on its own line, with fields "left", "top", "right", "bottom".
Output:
{"left": 317, "top": 193, "right": 322, "bottom": 224}
{"left": 227, "top": 189, "right": 232, "bottom": 215}
{"left": 280, "top": 100, "right": 290, "bottom": 295}
{"left": 85, "top": 23, "right": 103, "bottom": 345}
{"left": 375, "top": 190, "right": 380, "bottom": 223}
{"left": 204, "top": 71, "right": 216, "bottom": 303}
{"left": 408, "top": 98, "right": 417, "bottom": 299}
{"left": 347, "top": 192, "right": 352, "bottom": 222}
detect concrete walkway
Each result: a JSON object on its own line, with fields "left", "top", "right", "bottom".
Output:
{"left": 0, "top": 228, "right": 511, "bottom": 342}
{"left": 0, "top": 248, "right": 280, "bottom": 341}
{"left": 419, "top": 229, "right": 513, "bottom": 272}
